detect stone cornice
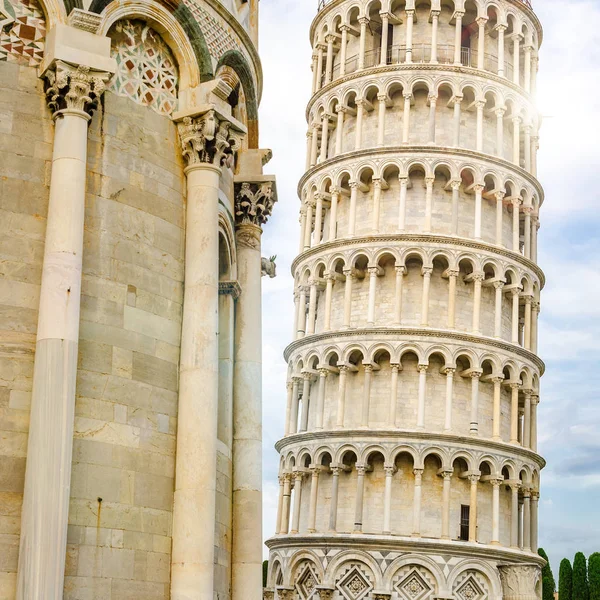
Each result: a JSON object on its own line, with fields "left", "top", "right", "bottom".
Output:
{"left": 265, "top": 532, "right": 546, "bottom": 565}
{"left": 298, "top": 146, "right": 544, "bottom": 206}
{"left": 274, "top": 429, "right": 546, "bottom": 469}
{"left": 283, "top": 327, "right": 545, "bottom": 374}
{"left": 306, "top": 62, "right": 537, "bottom": 119}
{"left": 291, "top": 233, "right": 545, "bottom": 289}
{"left": 310, "top": 0, "right": 543, "bottom": 50}
{"left": 203, "top": 0, "right": 263, "bottom": 102}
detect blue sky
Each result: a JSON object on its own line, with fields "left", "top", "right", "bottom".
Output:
{"left": 257, "top": 0, "right": 600, "bottom": 574}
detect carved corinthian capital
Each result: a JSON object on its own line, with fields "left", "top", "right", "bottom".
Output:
{"left": 178, "top": 109, "right": 244, "bottom": 168}
{"left": 498, "top": 564, "right": 541, "bottom": 600}
{"left": 234, "top": 179, "right": 277, "bottom": 228}
{"left": 44, "top": 60, "right": 111, "bottom": 117}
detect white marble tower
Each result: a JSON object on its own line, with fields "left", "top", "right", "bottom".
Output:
{"left": 266, "top": 0, "right": 545, "bottom": 599}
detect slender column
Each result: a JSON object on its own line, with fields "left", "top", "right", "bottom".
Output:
{"left": 532, "top": 217, "right": 539, "bottom": 263}
{"left": 304, "top": 199, "right": 314, "bottom": 249}
{"left": 323, "top": 273, "right": 334, "bottom": 331}
{"left": 329, "top": 188, "right": 340, "bottom": 240}
{"left": 518, "top": 497, "right": 524, "bottom": 548}
{"left": 275, "top": 476, "right": 285, "bottom": 534}
{"left": 339, "top": 26, "right": 349, "bottom": 76}
{"left": 524, "top": 125, "right": 532, "bottom": 172}
{"left": 496, "top": 24, "right": 506, "bottom": 77}
{"left": 451, "top": 181, "right": 460, "bottom": 235}
{"left": 398, "top": 176, "right": 409, "bottom": 228}
{"left": 510, "top": 483, "right": 520, "bottom": 547}
{"left": 512, "top": 34, "right": 521, "bottom": 86}
{"left": 412, "top": 468, "right": 424, "bottom": 536}
{"left": 377, "top": 95, "right": 387, "bottom": 146}
{"left": 532, "top": 302, "right": 540, "bottom": 355}
{"left": 470, "top": 371, "right": 482, "bottom": 435}
{"left": 513, "top": 116, "right": 521, "bottom": 166}
{"left": 495, "top": 191, "right": 505, "bottom": 246}
{"left": 380, "top": 12, "right": 390, "bottom": 65}
{"left": 172, "top": 110, "right": 244, "bottom": 600}
{"left": 474, "top": 184, "right": 484, "bottom": 239}
{"left": 424, "top": 176, "right": 434, "bottom": 231}
{"left": 348, "top": 181, "right": 358, "bottom": 235}
{"left": 315, "top": 44, "right": 324, "bottom": 90}
{"left": 353, "top": 465, "right": 366, "bottom": 532}
{"left": 315, "top": 368, "right": 328, "bottom": 430}
{"left": 510, "top": 383, "right": 521, "bottom": 444}
{"left": 314, "top": 193, "right": 324, "bottom": 244}
{"left": 307, "top": 467, "right": 320, "bottom": 532}
{"left": 468, "top": 474, "right": 480, "bottom": 542}
{"left": 280, "top": 474, "right": 292, "bottom": 534}
{"left": 523, "top": 390, "right": 532, "bottom": 448}
{"left": 358, "top": 17, "right": 368, "bottom": 69}
{"left": 512, "top": 197, "right": 522, "bottom": 252}
{"left": 421, "top": 267, "right": 433, "bottom": 326}
{"left": 336, "top": 366, "right": 349, "bottom": 427}
{"left": 431, "top": 10, "right": 440, "bottom": 63}
{"left": 441, "top": 471, "right": 453, "bottom": 539}
{"left": 319, "top": 114, "right": 330, "bottom": 163}
{"left": 232, "top": 176, "right": 276, "bottom": 600}
{"left": 523, "top": 45, "right": 532, "bottom": 91}
{"left": 405, "top": 10, "right": 415, "bottom": 63}
{"left": 306, "top": 278, "right": 318, "bottom": 335}
{"left": 296, "top": 285, "right": 307, "bottom": 339}
{"left": 389, "top": 364, "right": 400, "bottom": 426}
{"left": 444, "top": 368, "right": 456, "bottom": 432}
{"left": 447, "top": 269, "right": 459, "bottom": 328}
{"left": 325, "top": 34, "right": 335, "bottom": 84}
{"left": 402, "top": 94, "right": 412, "bottom": 143}
{"left": 305, "top": 131, "right": 313, "bottom": 170}
{"left": 494, "top": 281, "right": 504, "bottom": 338}
{"left": 290, "top": 472, "right": 304, "bottom": 534}
{"left": 311, "top": 53, "right": 319, "bottom": 94}
{"left": 491, "top": 478, "right": 502, "bottom": 545}
{"left": 284, "top": 381, "right": 294, "bottom": 436}
{"left": 335, "top": 106, "right": 345, "bottom": 155}
{"left": 532, "top": 135, "right": 539, "bottom": 177}
{"left": 299, "top": 207, "right": 307, "bottom": 254}
{"left": 496, "top": 107, "right": 506, "bottom": 158}
{"left": 524, "top": 295, "right": 532, "bottom": 350}
{"left": 531, "top": 491, "right": 539, "bottom": 551}
{"left": 289, "top": 377, "right": 301, "bottom": 434}
{"left": 292, "top": 291, "right": 300, "bottom": 338}
{"left": 530, "top": 394, "right": 539, "bottom": 451}
{"left": 417, "top": 364, "right": 428, "bottom": 429}
{"left": 343, "top": 269, "right": 354, "bottom": 328}
{"left": 367, "top": 267, "right": 378, "bottom": 325}
{"left": 310, "top": 123, "right": 319, "bottom": 166}
{"left": 477, "top": 17, "right": 487, "bottom": 69}
{"left": 472, "top": 273, "right": 484, "bottom": 334}
{"left": 531, "top": 55, "right": 539, "bottom": 96}
{"left": 329, "top": 467, "right": 341, "bottom": 531}
{"left": 361, "top": 365, "right": 373, "bottom": 427}
{"left": 454, "top": 11, "right": 465, "bottom": 65}
{"left": 428, "top": 96, "right": 437, "bottom": 144}
{"left": 372, "top": 178, "right": 382, "bottom": 232}
{"left": 476, "top": 101, "right": 485, "bottom": 152}
{"left": 383, "top": 466, "right": 394, "bottom": 534}
{"left": 354, "top": 100, "right": 364, "bottom": 150}
{"left": 17, "top": 61, "right": 111, "bottom": 600}
{"left": 390, "top": 266, "right": 405, "bottom": 325}
{"left": 523, "top": 489, "right": 531, "bottom": 550}
{"left": 300, "top": 373, "right": 311, "bottom": 432}
{"left": 452, "top": 98, "right": 462, "bottom": 147}
{"left": 492, "top": 377, "right": 504, "bottom": 441}
{"left": 511, "top": 288, "right": 520, "bottom": 343}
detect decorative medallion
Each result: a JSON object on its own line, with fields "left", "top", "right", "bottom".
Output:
{"left": 454, "top": 573, "right": 488, "bottom": 600}
{"left": 0, "top": 0, "right": 45, "bottom": 66}
{"left": 109, "top": 19, "right": 178, "bottom": 116}
{"left": 395, "top": 569, "right": 434, "bottom": 600}
{"left": 296, "top": 563, "right": 319, "bottom": 600}
{"left": 336, "top": 565, "right": 373, "bottom": 600}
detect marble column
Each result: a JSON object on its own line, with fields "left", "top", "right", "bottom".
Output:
{"left": 383, "top": 466, "right": 394, "bottom": 534}
{"left": 421, "top": 267, "right": 433, "bottom": 326}
{"left": 476, "top": 17, "right": 487, "bottom": 69}
{"left": 454, "top": 11, "right": 465, "bottom": 65}
{"left": 334, "top": 106, "right": 345, "bottom": 156}
{"left": 280, "top": 474, "right": 293, "bottom": 534}
{"left": 510, "top": 482, "right": 520, "bottom": 547}
{"left": 441, "top": 471, "right": 453, "bottom": 539}
{"left": 329, "top": 467, "right": 341, "bottom": 531}
{"left": 470, "top": 371, "right": 482, "bottom": 435}
{"left": 431, "top": 10, "right": 440, "bottom": 63}
{"left": 492, "top": 377, "right": 504, "bottom": 441}
{"left": 232, "top": 175, "right": 276, "bottom": 600}
{"left": 307, "top": 467, "right": 321, "bottom": 532}
{"left": 494, "top": 281, "right": 504, "bottom": 338}
{"left": 353, "top": 465, "right": 366, "bottom": 532}
{"left": 444, "top": 368, "right": 455, "bottom": 432}
{"left": 402, "top": 95, "right": 412, "bottom": 144}
{"left": 275, "top": 476, "right": 284, "bottom": 534}
{"left": 412, "top": 468, "right": 424, "bottom": 536}
{"left": 17, "top": 59, "right": 111, "bottom": 600}
{"left": 315, "top": 368, "right": 328, "bottom": 430}
{"left": 394, "top": 266, "right": 406, "bottom": 324}
{"left": 405, "top": 10, "right": 415, "bottom": 63}
{"left": 447, "top": 269, "right": 459, "bottom": 328}
{"left": 417, "top": 364, "right": 428, "bottom": 429}
{"left": 491, "top": 478, "right": 503, "bottom": 545}
{"left": 336, "top": 366, "right": 349, "bottom": 427}
{"left": 291, "top": 472, "right": 304, "bottom": 534}
{"left": 468, "top": 474, "right": 480, "bottom": 542}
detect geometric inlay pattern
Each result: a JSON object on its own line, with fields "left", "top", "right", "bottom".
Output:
{"left": 109, "top": 19, "right": 178, "bottom": 116}
{"left": 453, "top": 572, "right": 489, "bottom": 600}
{"left": 181, "top": 0, "right": 237, "bottom": 59}
{"left": 336, "top": 565, "right": 373, "bottom": 600}
{"left": 395, "top": 569, "right": 434, "bottom": 600}
{"left": 0, "top": 0, "right": 45, "bottom": 66}
{"left": 296, "top": 562, "right": 319, "bottom": 600}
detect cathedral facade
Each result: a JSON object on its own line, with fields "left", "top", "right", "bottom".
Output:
{"left": 266, "top": 0, "right": 545, "bottom": 599}
{"left": 0, "top": 0, "right": 274, "bottom": 598}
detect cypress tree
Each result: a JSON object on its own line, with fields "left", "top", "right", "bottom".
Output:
{"left": 573, "top": 552, "right": 589, "bottom": 600}
{"left": 263, "top": 559, "right": 268, "bottom": 588}
{"left": 560, "top": 558, "right": 573, "bottom": 600}
{"left": 539, "top": 548, "right": 557, "bottom": 600}
{"left": 589, "top": 553, "right": 600, "bottom": 600}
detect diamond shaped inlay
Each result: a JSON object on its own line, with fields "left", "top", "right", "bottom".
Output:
{"left": 337, "top": 566, "right": 373, "bottom": 600}
{"left": 296, "top": 564, "right": 319, "bottom": 600}
{"left": 456, "top": 576, "right": 486, "bottom": 600}
{"left": 395, "top": 569, "right": 434, "bottom": 600}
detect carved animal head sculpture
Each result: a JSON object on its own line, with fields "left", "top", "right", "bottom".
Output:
{"left": 261, "top": 255, "right": 277, "bottom": 278}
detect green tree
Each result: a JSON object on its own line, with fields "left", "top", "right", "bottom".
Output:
{"left": 573, "top": 552, "right": 589, "bottom": 600}
{"left": 589, "top": 553, "right": 600, "bottom": 600}
{"left": 560, "top": 558, "right": 573, "bottom": 600}
{"left": 263, "top": 560, "right": 268, "bottom": 588}
{"left": 539, "top": 548, "right": 557, "bottom": 600}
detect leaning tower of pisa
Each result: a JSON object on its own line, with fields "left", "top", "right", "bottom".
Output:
{"left": 266, "top": 0, "right": 545, "bottom": 598}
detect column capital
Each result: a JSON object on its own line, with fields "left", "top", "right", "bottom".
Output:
{"left": 495, "top": 190, "right": 506, "bottom": 201}
{"left": 495, "top": 23, "right": 508, "bottom": 32}
{"left": 443, "top": 367, "right": 456, "bottom": 376}
{"left": 177, "top": 108, "right": 245, "bottom": 168}
{"left": 384, "top": 465, "right": 396, "bottom": 476}
{"left": 325, "top": 33, "right": 337, "bottom": 44}
{"left": 495, "top": 106, "right": 507, "bottom": 118}
{"left": 356, "top": 464, "right": 366, "bottom": 476}
{"left": 453, "top": 10, "right": 465, "bottom": 19}
{"left": 234, "top": 178, "right": 277, "bottom": 233}
{"left": 493, "top": 280, "right": 505, "bottom": 290}
{"left": 421, "top": 266, "right": 433, "bottom": 277}
{"left": 473, "top": 183, "right": 485, "bottom": 193}
{"left": 489, "top": 477, "right": 504, "bottom": 487}
{"left": 441, "top": 469, "right": 454, "bottom": 480}
{"left": 413, "top": 468, "right": 424, "bottom": 478}
{"left": 417, "top": 364, "right": 429, "bottom": 374}
{"left": 491, "top": 376, "right": 505, "bottom": 385}
{"left": 476, "top": 16, "right": 489, "bottom": 26}
{"left": 430, "top": 9, "right": 441, "bottom": 18}
{"left": 316, "top": 587, "right": 336, "bottom": 600}
{"left": 391, "top": 363, "right": 401, "bottom": 374}
{"left": 218, "top": 281, "right": 242, "bottom": 299}
{"left": 424, "top": 176, "right": 435, "bottom": 186}
{"left": 318, "top": 367, "right": 329, "bottom": 378}
{"left": 472, "top": 271, "right": 485, "bottom": 282}
{"left": 358, "top": 16, "right": 370, "bottom": 25}
{"left": 447, "top": 268, "right": 459, "bottom": 278}
{"left": 450, "top": 179, "right": 461, "bottom": 191}
{"left": 395, "top": 265, "right": 407, "bottom": 275}
{"left": 44, "top": 60, "right": 112, "bottom": 119}
{"left": 468, "top": 473, "right": 481, "bottom": 484}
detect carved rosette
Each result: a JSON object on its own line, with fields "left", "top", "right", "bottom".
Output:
{"left": 178, "top": 109, "right": 244, "bottom": 168}
{"left": 498, "top": 564, "right": 541, "bottom": 600}
{"left": 44, "top": 60, "right": 111, "bottom": 117}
